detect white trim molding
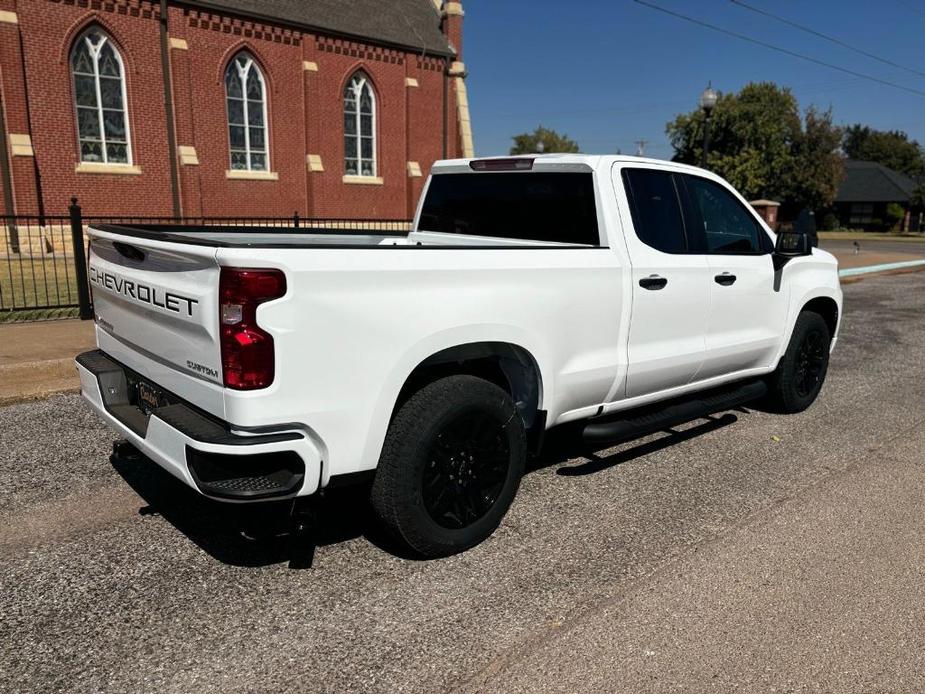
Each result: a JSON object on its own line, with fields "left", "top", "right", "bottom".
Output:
{"left": 75, "top": 162, "right": 142, "bottom": 175}
{"left": 0, "top": 10, "right": 18, "bottom": 24}
{"left": 225, "top": 169, "right": 278, "bottom": 180}
{"left": 169, "top": 37, "right": 188, "bottom": 50}
{"left": 404, "top": 77, "right": 419, "bottom": 88}
{"left": 306, "top": 154, "right": 324, "bottom": 172}
{"left": 455, "top": 77, "right": 474, "bottom": 158}
{"left": 343, "top": 175, "right": 383, "bottom": 185}
{"left": 302, "top": 60, "right": 318, "bottom": 72}
{"left": 9, "top": 134, "right": 34, "bottom": 157}
{"left": 444, "top": 2, "right": 464, "bottom": 16}
{"left": 407, "top": 161, "right": 422, "bottom": 178}
{"left": 177, "top": 145, "right": 199, "bottom": 165}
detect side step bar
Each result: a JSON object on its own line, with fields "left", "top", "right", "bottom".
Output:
{"left": 582, "top": 379, "right": 768, "bottom": 447}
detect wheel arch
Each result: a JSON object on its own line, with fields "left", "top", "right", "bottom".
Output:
{"left": 801, "top": 296, "right": 839, "bottom": 337}
{"left": 392, "top": 341, "right": 545, "bottom": 431}
{"left": 772, "top": 284, "right": 842, "bottom": 369}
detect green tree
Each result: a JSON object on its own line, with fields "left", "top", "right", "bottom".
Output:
{"left": 842, "top": 125, "right": 925, "bottom": 178}
{"left": 886, "top": 202, "right": 906, "bottom": 230}
{"left": 911, "top": 183, "right": 925, "bottom": 209}
{"left": 510, "top": 126, "right": 579, "bottom": 155}
{"left": 666, "top": 82, "right": 843, "bottom": 210}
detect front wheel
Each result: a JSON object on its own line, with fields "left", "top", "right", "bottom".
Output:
{"left": 370, "top": 375, "right": 526, "bottom": 558}
{"left": 766, "top": 311, "right": 832, "bottom": 413}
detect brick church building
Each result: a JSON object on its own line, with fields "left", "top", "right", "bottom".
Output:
{"left": 0, "top": 0, "right": 471, "bottom": 219}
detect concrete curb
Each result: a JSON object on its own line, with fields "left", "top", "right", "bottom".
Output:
{"left": 0, "top": 358, "right": 80, "bottom": 407}
{"left": 839, "top": 259, "right": 925, "bottom": 278}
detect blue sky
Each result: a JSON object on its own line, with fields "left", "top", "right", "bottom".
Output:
{"left": 464, "top": 0, "right": 925, "bottom": 158}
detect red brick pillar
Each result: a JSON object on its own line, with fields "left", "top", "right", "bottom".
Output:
{"left": 442, "top": 2, "right": 471, "bottom": 158}
{"left": 0, "top": 7, "right": 40, "bottom": 214}
{"left": 442, "top": 2, "right": 463, "bottom": 58}
{"left": 166, "top": 17, "right": 203, "bottom": 217}
{"left": 302, "top": 37, "right": 321, "bottom": 217}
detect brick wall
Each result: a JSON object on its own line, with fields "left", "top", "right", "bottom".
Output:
{"left": 0, "top": 0, "right": 466, "bottom": 219}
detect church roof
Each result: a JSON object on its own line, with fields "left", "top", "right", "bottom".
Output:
{"left": 186, "top": 0, "right": 454, "bottom": 56}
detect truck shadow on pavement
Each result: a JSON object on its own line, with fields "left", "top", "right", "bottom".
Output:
{"left": 109, "top": 411, "right": 742, "bottom": 569}
{"left": 545, "top": 412, "right": 739, "bottom": 477}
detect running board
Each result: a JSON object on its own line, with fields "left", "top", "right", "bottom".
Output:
{"left": 582, "top": 379, "right": 767, "bottom": 447}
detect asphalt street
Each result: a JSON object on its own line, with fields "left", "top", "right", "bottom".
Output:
{"left": 2, "top": 272, "right": 924, "bottom": 693}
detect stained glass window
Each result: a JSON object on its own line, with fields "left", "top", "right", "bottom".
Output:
{"left": 225, "top": 53, "right": 268, "bottom": 171}
{"left": 344, "top": 72, "right": 376, "bottom": 177}
{"left": 70, "top": 29, "right": 131, "bottom": 164}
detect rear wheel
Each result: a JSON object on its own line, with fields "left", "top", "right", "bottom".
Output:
{"left": 371, "top": 375, "right": 526, "bottom": 558}
{"left": 766, "top": 311, "right": 832, "bottom": 413}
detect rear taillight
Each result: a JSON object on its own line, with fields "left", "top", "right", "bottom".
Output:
{"left": 219, "top": 268, "right": 286, "bottom": 390}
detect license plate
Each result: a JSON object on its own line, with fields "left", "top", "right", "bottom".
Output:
{"left": 136, "top": 380, "right": 167, "bottom": 414}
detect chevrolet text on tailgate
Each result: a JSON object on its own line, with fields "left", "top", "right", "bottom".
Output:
{"left": 77, "top": 155, "right": 842, "bottom": 558}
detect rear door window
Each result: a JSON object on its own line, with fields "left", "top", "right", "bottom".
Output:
{"left": 418, "top": 172, "right": 600, "bottom": 245}
{"left": 621, "top": 169, "right": 688, "bottom": 254}
{"left": 682, "top": 175, "right": 767, "bottom": 254}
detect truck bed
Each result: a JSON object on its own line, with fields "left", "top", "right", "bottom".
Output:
{"left": 90, "top": 224, "right": 587, "bottom": 249}
{"left": 92, "top": 224, "right": 411, "bottom": 248}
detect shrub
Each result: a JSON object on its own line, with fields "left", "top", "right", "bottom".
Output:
{"left": 886, "top": 202, "right": 906, "bottom": 229}
{"left": 820, "top": 212, "right": 839, "bottom": 230}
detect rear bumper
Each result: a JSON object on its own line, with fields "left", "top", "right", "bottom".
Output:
{"left": 76, "top": 350, "right": 321, "bottom": 501}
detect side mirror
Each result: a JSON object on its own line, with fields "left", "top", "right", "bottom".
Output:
{"left": 774, "top": 231, "right": 811, "bottom": 257}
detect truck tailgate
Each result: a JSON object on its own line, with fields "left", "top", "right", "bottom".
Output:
{"left": 87, "top": 227, "right": 225, "bottom": 417}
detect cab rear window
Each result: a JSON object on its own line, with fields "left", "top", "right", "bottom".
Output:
{"left": 418, "top": 172, "right": 600, "bottom": 246}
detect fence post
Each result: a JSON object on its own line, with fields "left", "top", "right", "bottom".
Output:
{"left": 293, "top": 211, "right": 300, "bottom": 229}
{"left": 69, "top": 197, "right": 93, "bottom": 320}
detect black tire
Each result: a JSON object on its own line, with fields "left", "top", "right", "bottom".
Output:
{"left": 766, "top": 311, "right": 832, "bottom": 414}
{"left": 370, "top": 375, "right": 526, "bottom": 558}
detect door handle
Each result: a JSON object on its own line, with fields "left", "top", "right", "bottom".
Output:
{"left": 714, "top": 273, "right": 737, "bottom": 286}
{"left": 639, "top": 275, "right": 668, "bottom": 290}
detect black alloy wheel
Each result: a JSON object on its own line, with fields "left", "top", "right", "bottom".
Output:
{"left": 794, "top": 328, "right": 827, "bottom": 398}
{"left": 421, "top": 411, "right": 511, "bottom": 529}
{"left": 764, "top": 310, "right": 832, "bottom": 414}
{"left": 371, "top": 375, "right": 527, "bottom": 558}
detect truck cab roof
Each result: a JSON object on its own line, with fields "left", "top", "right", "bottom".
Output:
{"left": 432, "top": 154, "right": 715, "bottom": 177}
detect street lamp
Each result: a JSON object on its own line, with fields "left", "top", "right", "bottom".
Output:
{"left": 699, "top": 82, "right": 718, "bottom": 168}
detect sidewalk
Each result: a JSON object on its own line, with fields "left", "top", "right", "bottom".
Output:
{"left": 0, "top": 320, "right": 96, "bottom": 406}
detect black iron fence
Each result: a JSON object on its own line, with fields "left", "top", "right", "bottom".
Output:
{"left": 1, "top": 199, "right": 411, "bottom": 321}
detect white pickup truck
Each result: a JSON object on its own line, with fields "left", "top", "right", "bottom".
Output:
{"left": 77, "top": 154, "right": 842, "bottom": 557}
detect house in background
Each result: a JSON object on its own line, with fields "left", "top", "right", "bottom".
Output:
{"left": 0, "top": 0, "right": 470, "bottom": 220}
{"left": 832, "top": 160, "right": 921, "bottom": 232}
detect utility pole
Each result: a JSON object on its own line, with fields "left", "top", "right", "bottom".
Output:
{"left": 634, "top": 140, "right": 648, "bottom": 157}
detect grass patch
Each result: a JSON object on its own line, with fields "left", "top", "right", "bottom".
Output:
{"left": 0, "top": 307, "right": 80, "bottom": 323}
{"left": 819, "top": 231, "right": 925, "bottom": 242}
{"left": 0, "top": 255, "right": 81, "bottom": 319}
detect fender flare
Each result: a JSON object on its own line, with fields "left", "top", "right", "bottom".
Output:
{"left": 358, "top": 324, "right": 551, "bottom": 471}
{"left": 774, "top": 285, "right": 842, "bottom": 366}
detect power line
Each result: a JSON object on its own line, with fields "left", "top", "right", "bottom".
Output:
{"left": 632, "top": 0, "right": 925, "bottom": 98}
{"left": 731, "top": 0, "right": 925, "bottom": 79}
{"left": 894, "top": 0, "right": 925, "bottom": 18}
